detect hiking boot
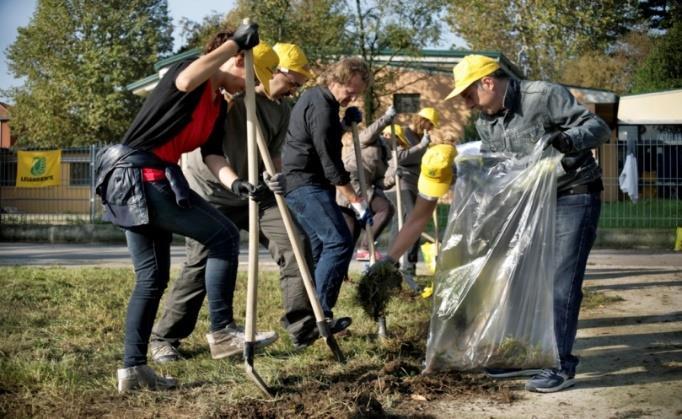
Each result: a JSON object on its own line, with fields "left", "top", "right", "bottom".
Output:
{"left": 205, "top": 322, "right": 278, "bottom": 360}
{"left": 525, "top": 369, "right": 576, "bottom": 393}
{"left": 117, "top": 364, "right": 177, "bottom": 393}
{"left": 292, "top": 316, "right": 352, "bottom": 350}
{"left": 150, "top": 342, "right": 183, "bottom": 363}
{"left": 484, "top": 367, "right": 544, "bottom": 378}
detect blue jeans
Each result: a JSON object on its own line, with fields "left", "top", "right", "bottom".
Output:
{"left": 553, "top": 192, "right": 601, "bottom": 375}
{"left": 286, "top": 185, "right": 354, "bottom": 317}
{"left": 123, "top": 180, "right": 240, "bottom": 367}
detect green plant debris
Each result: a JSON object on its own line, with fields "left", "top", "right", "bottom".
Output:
{"left": 356, "top": 262, "right": 403, "bottom": 320}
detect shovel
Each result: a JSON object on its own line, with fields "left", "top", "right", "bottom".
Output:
{"left": 350, "top": 122, "right": 387, "bottom": 338}
{"left": 390, "top": 124, "right": 422, "bottom": 293}
{"left": 242, "top": 20, "right": 273, "bottom": 398}
{"left": 254, "top": 119, "right": 346, "bottom": 363}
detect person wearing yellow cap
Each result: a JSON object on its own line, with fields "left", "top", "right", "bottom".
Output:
{"left": 365, "top": 143, "right": 456, "bottom": 269}
{"left": 150, "top": 42, "right": 329, "bottom": 361}
{"left": 391, "top": 106, "right": 441, "bottom": 276}
{"left": 336, "top": 105, "right": 398, "bottom": 262}
{"left": 94, "top": 23, "right": 273, "bottom": 392}
{"left": 444, "top": 54, "right": 610, "bottom": 393}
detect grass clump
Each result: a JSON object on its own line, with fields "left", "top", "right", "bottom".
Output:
{"left": 355, "top": 261, "right": 403, "bottom": 320}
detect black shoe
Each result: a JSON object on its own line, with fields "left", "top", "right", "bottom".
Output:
{"left": 292, "top": 316, "right": 352, "bottom": 350}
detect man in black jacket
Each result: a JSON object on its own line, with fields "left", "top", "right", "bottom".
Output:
{"left": 279, "top": 57, "right": 372, "bottom": 326}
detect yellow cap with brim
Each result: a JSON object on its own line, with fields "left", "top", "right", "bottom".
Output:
{"left": 252, "top": 42, "right": 279, "bottom": 96}
{"left": 418, "top": 144, "right": 457, "bottom": 199}
{"left": 444, "top": 55, "right": 501, "bottom": 101}
{"left": 382, "top": 124, "right": 409, "bottom": 147}
{"left": 418, "top": 107, "right": 440, "bottom": 127}
{"left": 273, "top": 42, "right": 314, "bottom": 80}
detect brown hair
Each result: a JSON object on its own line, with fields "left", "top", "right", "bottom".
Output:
{"left": 411, "top": 115, "right": 432, "bottom": 136}
{"left": 203, "top": 28, "right": 236, "bottom": 54}
{"left": 319, "top": 57, "right": 372, "bottom": 87}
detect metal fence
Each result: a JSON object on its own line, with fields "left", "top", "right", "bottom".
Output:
{"left": 0, "top": 134, "right": 680, "bottom": 230}
{"left": 0, "top": 145, "right": 102, "bottom": 224}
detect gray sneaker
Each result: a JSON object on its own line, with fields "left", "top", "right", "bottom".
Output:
{"left": 117, "top": 364, "right": 177, "bottom": 393}
{"left": 205, "top": 322, "right": 278, "bottom": 360}
{"left": 150, "top": 342, "right": 183, "bottom": 363}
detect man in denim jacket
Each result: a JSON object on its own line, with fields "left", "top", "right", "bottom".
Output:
{"left": 445, "top": 55, "right": 610, "bottom": 393}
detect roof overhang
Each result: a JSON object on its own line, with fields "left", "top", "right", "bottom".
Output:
{"left": 618, "top": 89, "right": 682, "bottom": 125}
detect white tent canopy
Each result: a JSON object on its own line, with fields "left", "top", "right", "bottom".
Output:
{"left": 618, "top": 89, "right": 682, "bottom": 125}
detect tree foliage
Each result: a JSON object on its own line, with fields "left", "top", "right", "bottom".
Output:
{"left": 345, "top": 0, "right": 447, "bottom": 120}
{"left": 4, "top": 0, "right": 173, "bottom": 147}
{"left": 631, "top": 21, "right": 682, "bottom": 93}
{"left": 446, "top": 0, "right": 640, "bottom": 80}
{"left": 559, "top": 31, "right": 653, "bottom": 94}
{"left": 178, "top": 1, "right": 447, "bottom": 121}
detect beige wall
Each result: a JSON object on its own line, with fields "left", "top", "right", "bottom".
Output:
{"left": 365, "top": 69, "right": 473, "bottom": 145}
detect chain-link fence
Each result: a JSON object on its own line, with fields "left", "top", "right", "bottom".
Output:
{"left": 0, "top": 134, "right": 680, "bottom": 233}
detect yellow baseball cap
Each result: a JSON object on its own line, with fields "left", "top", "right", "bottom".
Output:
{"left": 273, "top": 42, "right": 314, "bottom": 80}
{"left": 418, "top": 144, "right": 456, "bottom": 199}
{"left": 252, "top": 42, "right": 279, "bottom": 95}
{"left": 382, "top": 124, "right": 409, "bottom": 147}
{"left": 418, "top": 107, "right": 440, "bottom": 127}
{"left": 444, "top": 55, "right": 501, "bottom": 101}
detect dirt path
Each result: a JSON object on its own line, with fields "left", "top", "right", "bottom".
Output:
{"left": 425, "top": 253, "right": 682, "bottom": 418}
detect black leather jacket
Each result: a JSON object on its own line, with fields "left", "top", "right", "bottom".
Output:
{"left": 95, "top": 144, "right": 190, "bottom": 227}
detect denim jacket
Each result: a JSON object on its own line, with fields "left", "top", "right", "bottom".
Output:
{"left": 476, "top": 79, "right": 611, "bottom": 193}
{"left": 95, "top": 144, "right": 191, "bottom": 227}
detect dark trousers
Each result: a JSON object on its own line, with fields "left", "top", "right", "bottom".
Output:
{"left": 286, "top": 185, "right": 354, "bottom": 317}
{"left": 123, "top": 180, "right": 240, "bottom": 367}
{"left": 151, "top": 202, "right": 316, "bottom": 346}
{"left": 553, "top": 192, "right": 601, "bottom": 375}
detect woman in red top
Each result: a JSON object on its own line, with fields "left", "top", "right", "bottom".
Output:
{"left": 108, "top": 23, "right": 276, "bottom": 393}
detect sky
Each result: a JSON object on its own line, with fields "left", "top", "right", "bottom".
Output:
{"left": 0, "top": 0, "right": 461, "bottom": 103}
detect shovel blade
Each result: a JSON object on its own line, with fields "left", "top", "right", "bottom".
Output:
{"left": 243, "top": 342, "right": 273, "bottom": 398}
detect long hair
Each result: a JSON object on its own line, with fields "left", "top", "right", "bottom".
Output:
{"left": 203, "top": 28, "right": 237, "bottom": 54}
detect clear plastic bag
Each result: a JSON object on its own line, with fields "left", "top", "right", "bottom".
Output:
{"left": 424, "top": 142, "right": 563, "bottom": 372}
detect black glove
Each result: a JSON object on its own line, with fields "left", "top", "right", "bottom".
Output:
{"left": 230, "top": 179, "right": 255, "bottom": 199}
{"left": 395, "top": 166, "right": 406, "bottom": 178}
{"left": 250, "top": 183, "right": 271, "bottom": 202}
{"left": 232, "top": 22, "right": 259, "bottom": 51}
{"left": 342, "top": 106, "right": 363, "bottom": 128}
{"left": 263, "top": 171, "right": 286, "bottom": 195}
{"left": 543, "top": 131, "right": 573, "bottom": 154}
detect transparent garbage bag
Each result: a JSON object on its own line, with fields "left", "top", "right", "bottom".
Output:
{"left": 424, "top": 142, "right": 563, "bottom": 372}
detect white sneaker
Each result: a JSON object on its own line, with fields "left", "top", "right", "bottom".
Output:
{"left": 205, "top": 322, "right": 278, "bottom": 360}
{"left": 117, "top": 365, "right": 177, "bottom": 393}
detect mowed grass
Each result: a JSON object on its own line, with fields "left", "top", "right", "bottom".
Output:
{"left": 0, "top": 266, "right": 439, "bottom": 417}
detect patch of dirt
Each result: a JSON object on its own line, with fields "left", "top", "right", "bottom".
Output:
{"left": 216, "top": 360, "right": 514, "bottom": 418}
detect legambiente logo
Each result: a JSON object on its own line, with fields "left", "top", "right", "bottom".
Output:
{"left": 30, "top": 156, "right": 47, "bottom": 176}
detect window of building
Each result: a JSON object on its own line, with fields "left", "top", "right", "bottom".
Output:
{"left": 393, "top": 93, "right": 420, "bottom": 114}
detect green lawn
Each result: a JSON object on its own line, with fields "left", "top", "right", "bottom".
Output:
{"left": 0, "top": 266, "right": 472, "bottom": 417}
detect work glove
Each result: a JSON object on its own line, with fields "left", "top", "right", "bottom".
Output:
{"left": 250, "top": 183, "right": 271, "bottom": 202}
{"left": 232, "top": 22, "right": 260, "bottom": 51}
{"left": 383, "top": 105, "right": 397, "bottom": 121}
{"left": 230, "top": 178, "right": 255, "bottom": 199}
{"left": 395, "top": 166, "right": 406, "bottom": 178}
{"left": 342, "top": 106, "right": 363, "bottom": 130}
{"left": 350, "top": 199, "right": 374, "bottom": 226}
{"left": 542, "top": 131, "right": 573, "bottom": 154}
{"left": 419, "top": 131, "right": 431, "bottom": 147}
{"left": 263, "top": 171, "right": 286, "bottom": 195}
